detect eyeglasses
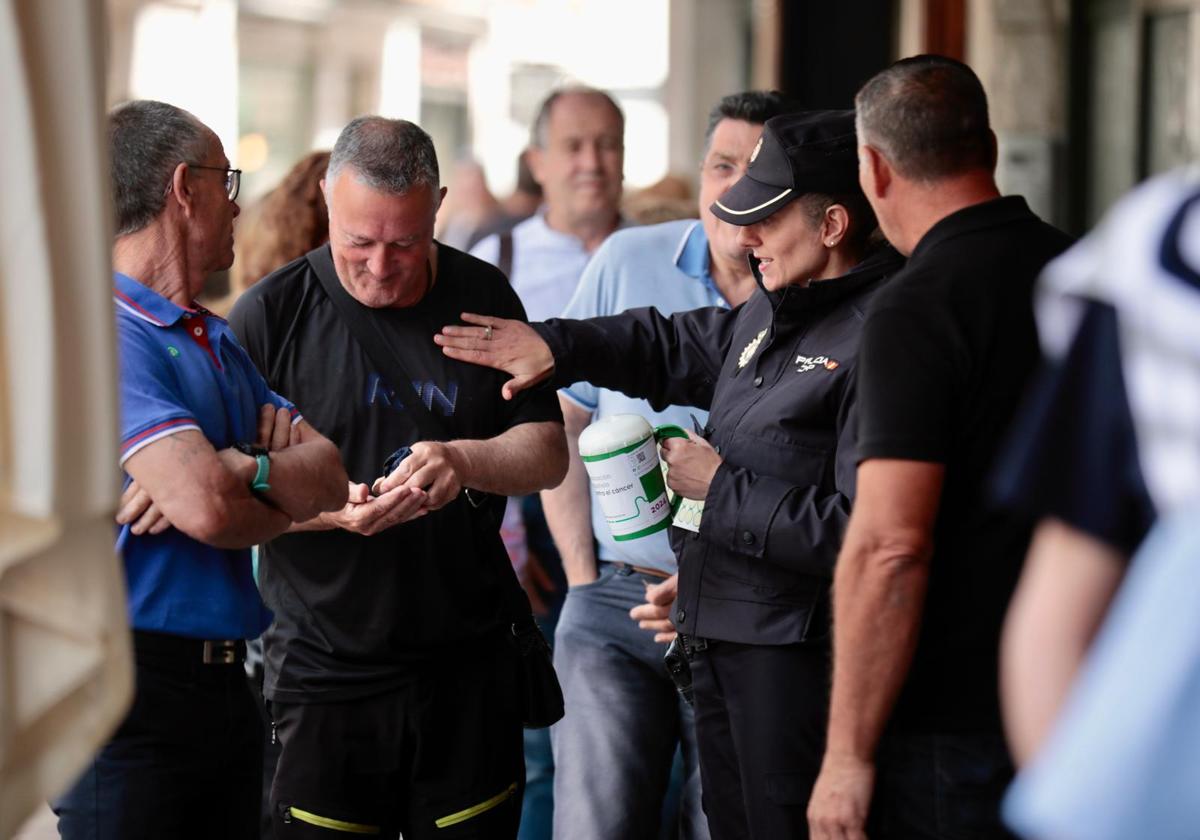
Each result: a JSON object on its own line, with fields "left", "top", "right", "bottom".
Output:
{"left": 187, "top": 164, "right": 242, "bottom": 201}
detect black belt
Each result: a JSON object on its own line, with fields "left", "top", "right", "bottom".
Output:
{"left": 605, "top": 561, "right": 672, "bottom": 580}
{"left": 133, "top": 630, "right": 247, "bottom": 665}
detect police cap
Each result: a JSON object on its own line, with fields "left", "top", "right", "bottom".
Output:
{"left": 711, "top": 109, "right": 859, "bottom": 226}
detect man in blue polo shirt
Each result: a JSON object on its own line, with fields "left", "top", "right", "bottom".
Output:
{"left": 543, "top": 91, "right": 790, "bottom": 840}
{"left": 53, "top": 100, "right": 348, "bottom": 840}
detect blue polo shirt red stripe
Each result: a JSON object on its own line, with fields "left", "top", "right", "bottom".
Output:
{"left": 114, "top": 272, "right": 299, "bottom": 639}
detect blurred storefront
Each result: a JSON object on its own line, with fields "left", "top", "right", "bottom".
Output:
{"left": 100, "top": 0, "right": 1198, "bottom": 274}
{"left": 106, "top": 0, "right": 1197, "bottom": 239}
{"left": 105, "top": 0, "right": 756, "bottom": 203}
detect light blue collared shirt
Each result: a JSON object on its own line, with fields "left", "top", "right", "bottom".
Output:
{"left": 560, "top": 219, "right": 730, "bottom": 574}
{"left": 471, "top": 210, "right": 602, "bottom": 322}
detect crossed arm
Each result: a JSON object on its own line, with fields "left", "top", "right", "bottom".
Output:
{"left": 119, "top": 406, "right": 348, "bottom": 547}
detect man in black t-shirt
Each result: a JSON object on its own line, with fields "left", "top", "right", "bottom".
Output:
{"left": 806, "top": 57, "right": 1073, "bottom": 840}
{"left": 228, "top": 117, "right": 566, "bottom": 840}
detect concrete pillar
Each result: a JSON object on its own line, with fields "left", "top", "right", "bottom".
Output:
{"left": 967, "top": 0, "right": 1070, "bottom": 225}
{"left": 750, "top": 0, "right": 780, "bottom": 89}
{"left": 105, "top": 0, "right": 146, "bottom": 105}
{"left": 312, "top": 52, "right": 353, "bottom": 149}
{"left": 896, "top": 0, "right": 926, "bottom": 57}
{"left": 666, "top": 0, "right": 752, "bottom": 184}
{"left": 378, "top": 18, "right": 421, "bottom": 122}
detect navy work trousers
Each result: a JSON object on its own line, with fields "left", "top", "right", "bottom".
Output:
{"left": 689, "top": 639, "right": 830, "bottom": 840}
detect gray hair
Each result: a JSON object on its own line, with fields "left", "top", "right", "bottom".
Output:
{"left": 108, "top": 100, "right": 210, "bottom": 237}
{"left": 855, "top": 55, "right": 994, "bottom": 182}
{"left": 326, "top": 116, "right": 441, "bottom": 196}
{"left": 530, "top": 86, "right": 624, "bottom": 149}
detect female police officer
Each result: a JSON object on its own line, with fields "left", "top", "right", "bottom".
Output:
{"left": 435, "top": 111, "right": 902, "bottom": 840}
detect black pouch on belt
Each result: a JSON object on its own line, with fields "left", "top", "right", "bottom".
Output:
{"left": 509, "top": 614, "right": 565, "bottom": 728}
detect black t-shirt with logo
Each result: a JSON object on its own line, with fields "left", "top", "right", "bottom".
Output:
{"left": 228, "top": 243, "right": 561, "bottom": 703}
{"left": 856, "top": 197, "right": 1073, "bottom": 734}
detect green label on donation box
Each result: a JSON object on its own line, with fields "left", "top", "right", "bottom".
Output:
{"left": 578, "top": 414, "right": 688, "bottom": 542}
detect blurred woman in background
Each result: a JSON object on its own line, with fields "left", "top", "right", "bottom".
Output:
{"left": 208, "top": 150, "right": 331, "bottom": 315}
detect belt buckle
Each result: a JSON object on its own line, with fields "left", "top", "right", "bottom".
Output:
{"left": 202, "top": 640, "right": 237, "bottom": 665}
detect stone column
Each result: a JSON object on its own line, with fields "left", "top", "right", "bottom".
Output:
{"left": 666, "top": 0, "right": 753, "bottom": 187}
{"left": 968, "top": 0, "right": 1070, "bottom": 225}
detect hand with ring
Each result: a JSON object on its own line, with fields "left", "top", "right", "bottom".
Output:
{"left": 435, "top": 313, "right": 555, "bottom": 400}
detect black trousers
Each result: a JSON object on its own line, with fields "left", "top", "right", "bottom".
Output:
{"left": 54, "top": 632, "right": 262, "bottom": 840}
{"left": 868, "top": 731, "right": 1018, "bottom": 840}
{"left": 269, "top": 650, "right": 525, "bottom": 839}
{"left": 689, "top": 639, "right": 830, "bottom": 840}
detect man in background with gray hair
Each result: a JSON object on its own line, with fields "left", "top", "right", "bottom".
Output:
{"left": 229, "top": 116, "right": 567, "bottom": 839}
{"left": 470, "top": 85, "right": 625, "bottom": 840}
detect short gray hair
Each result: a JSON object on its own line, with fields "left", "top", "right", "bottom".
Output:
{"left": 108, "top": 100, "right": 210, "bottom": 237}
{"left": 855, "top": 55, "right": 994, "bottom": 182}
{"left": 530, "top": 86, "right": 624, "bottom": 149}
{"left": 326, "top": 116, "right": 441, "bottom": 196}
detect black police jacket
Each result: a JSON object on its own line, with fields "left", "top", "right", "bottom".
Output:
{"left": 533, "top": 246, "right": 904, "bottom": 645}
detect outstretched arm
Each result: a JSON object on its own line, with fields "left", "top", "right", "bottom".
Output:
{"left": 436, "top": 304, "right": 741, "bottom": 409}
{"left": 435, "top": 314, "right": 555, "bottom": 400}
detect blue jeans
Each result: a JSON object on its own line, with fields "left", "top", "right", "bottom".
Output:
{"left": 550, "top": 563, "right": 708, "bottom": 840}
{"left": 516, "top": 495, "right": 566, "bottom": 840}
{"left": 869, "top": 732, "right": 1017, "bottom": 840}
{"left": 519, "top": 710, "right": 555, "bottom": 840}
{"left": 54, "top": 636, "right": 262, "bottom": 840}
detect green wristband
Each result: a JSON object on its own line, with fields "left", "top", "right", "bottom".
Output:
{"left": 249, "top": 453, "right": 271, "bottom": 493}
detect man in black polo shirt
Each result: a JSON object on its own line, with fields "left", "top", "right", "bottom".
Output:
{"left": 228, "top": 116, "right": 566, "bottom": 839}
{"left": 806, "top": 57, "right": 1073, "bottom": 840}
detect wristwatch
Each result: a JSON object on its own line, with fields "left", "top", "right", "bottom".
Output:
{"left": 232, "top": 443, "right": 271, "bottom": 493}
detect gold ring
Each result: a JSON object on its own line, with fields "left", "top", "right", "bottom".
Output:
{"left": 484, "top": 325, "right": 493, "bottom": 341}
